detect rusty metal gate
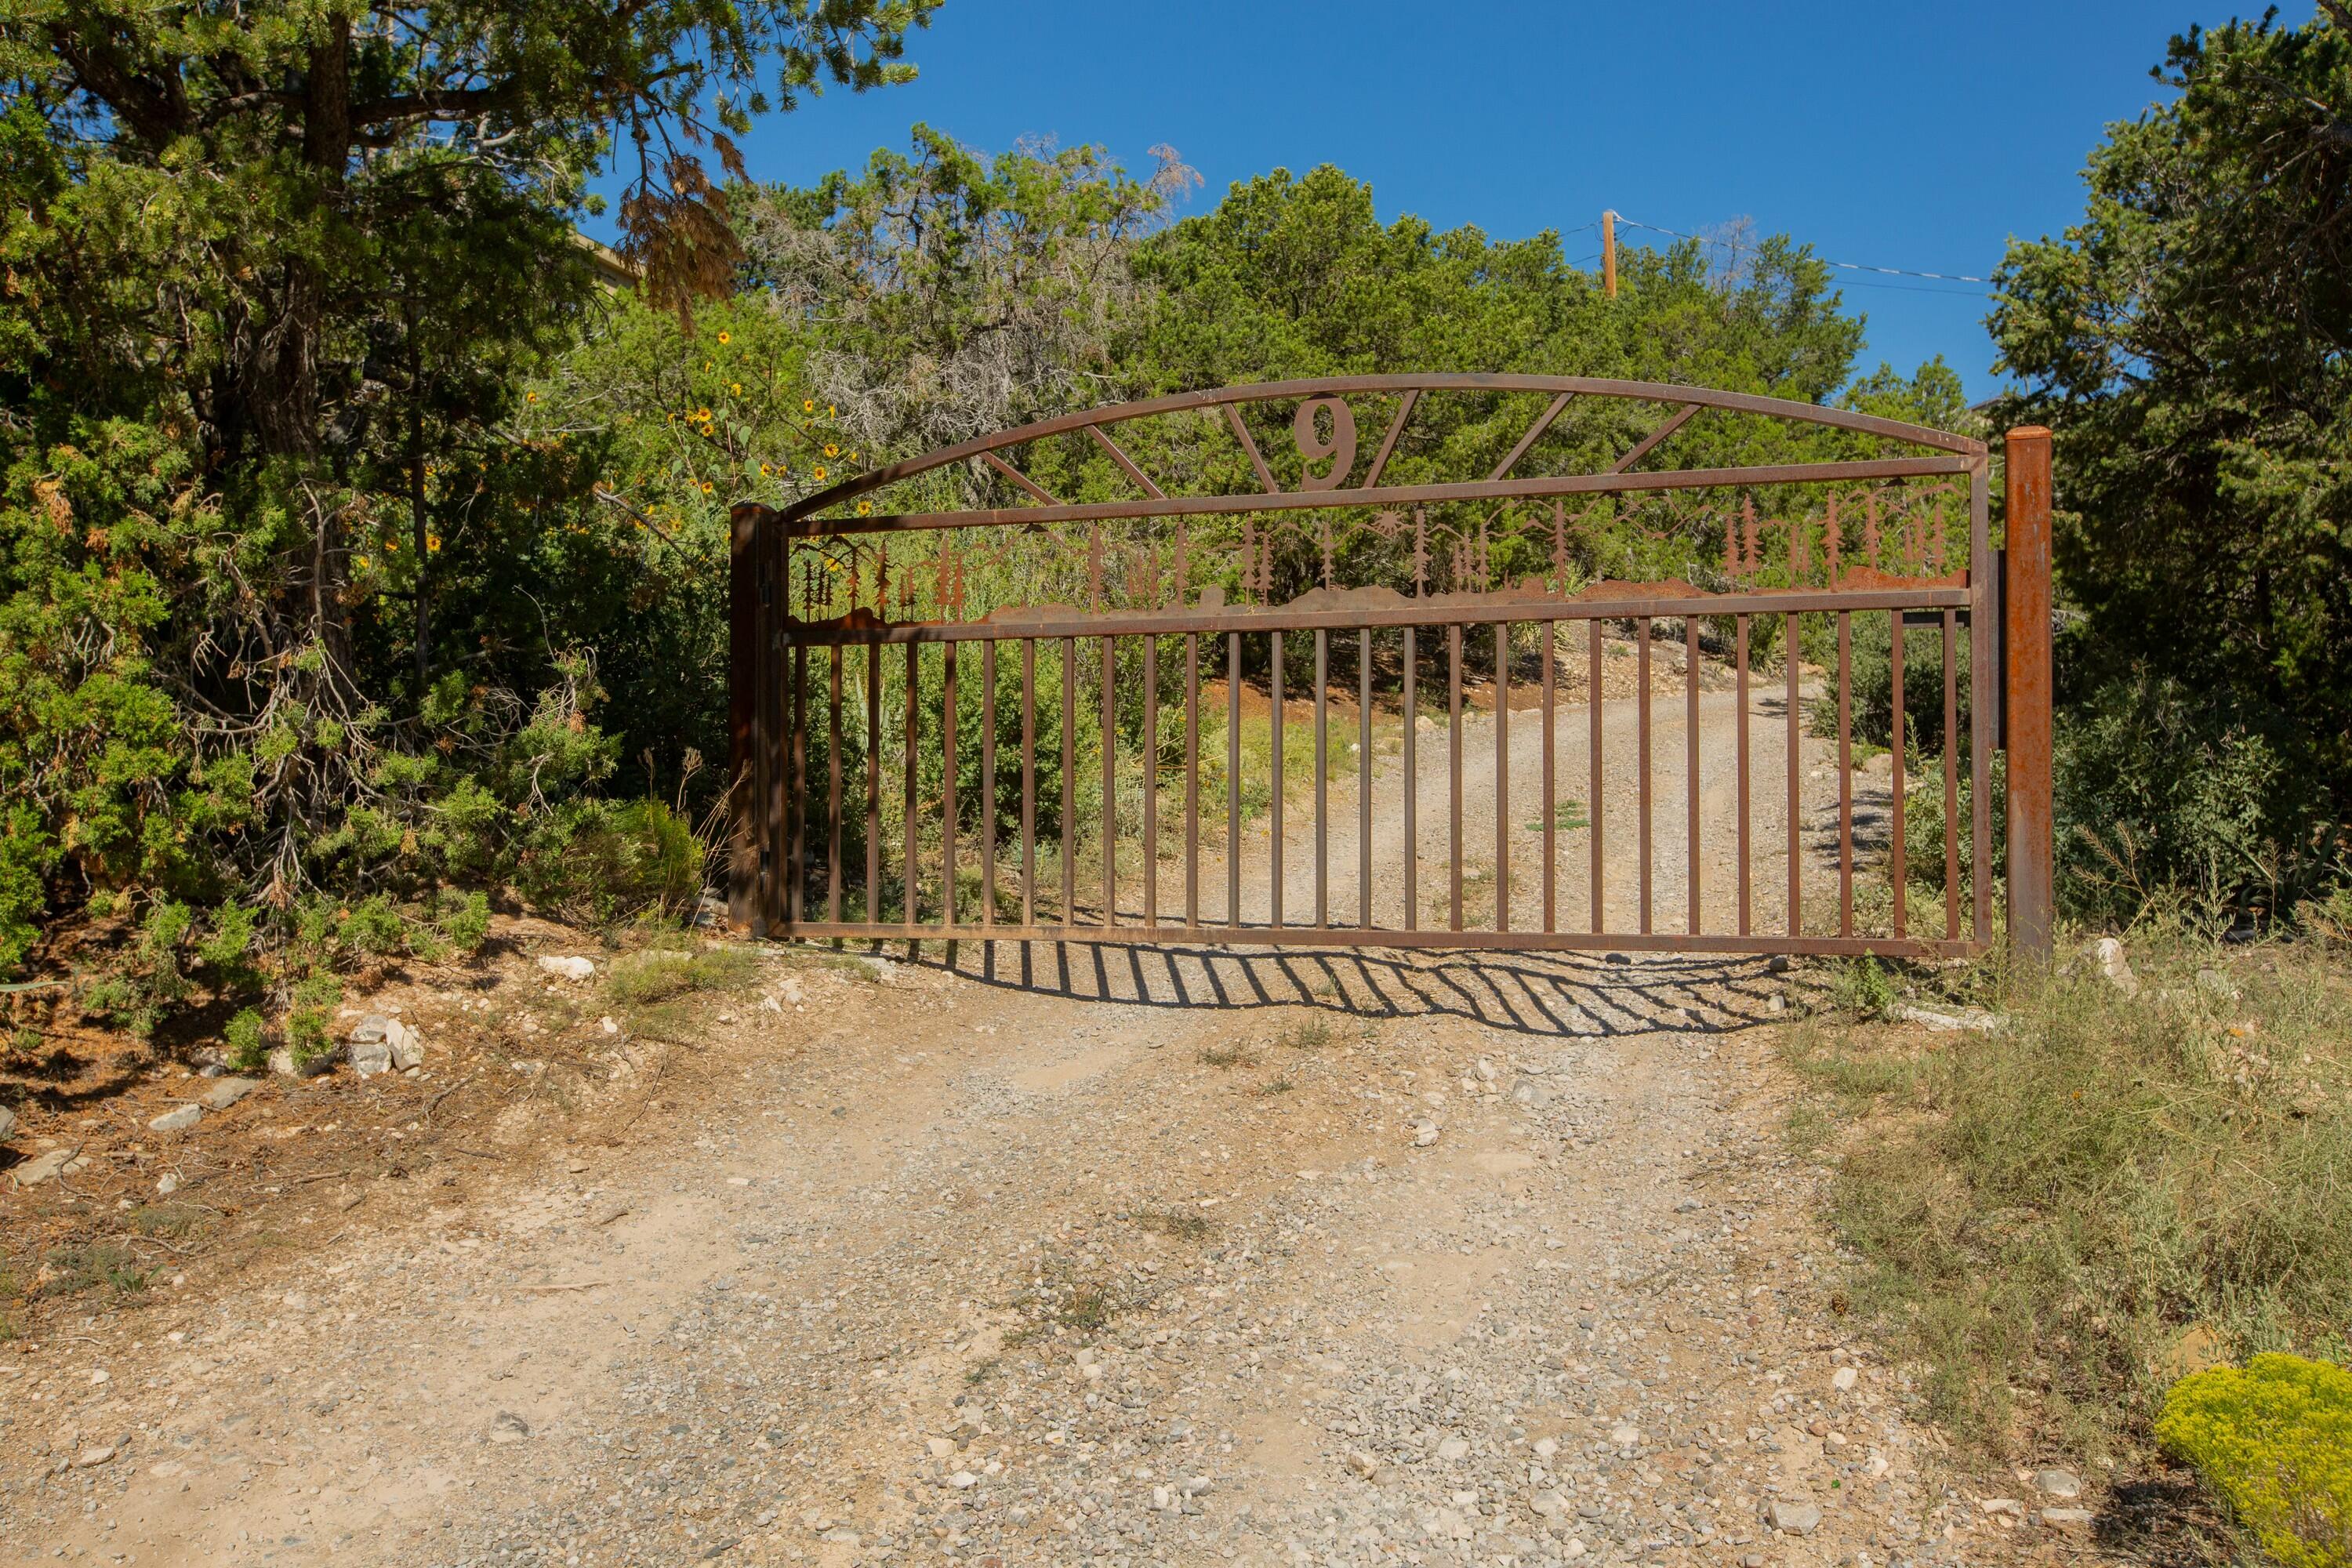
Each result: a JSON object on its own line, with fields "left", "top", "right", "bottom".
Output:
{"left": 729, "top": 376, "right": 2053, "bottom": 960}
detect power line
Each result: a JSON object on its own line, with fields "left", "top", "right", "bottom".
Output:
{"left": 1611, "top": 214, "right": 1994, "bottom": 289}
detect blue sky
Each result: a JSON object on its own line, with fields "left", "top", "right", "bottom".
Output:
{"left": 659, "top": 0, "right": 2316, "bottom": 401}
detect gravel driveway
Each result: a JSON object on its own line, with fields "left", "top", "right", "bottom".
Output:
{"left": 4, "top": 685, "right": 2053, "bottom": 1568}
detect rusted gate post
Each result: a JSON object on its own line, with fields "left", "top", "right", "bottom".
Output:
{"left": 2003, "top": 427, "right": 2055, "bottom": 960}
{"left": 728, "top": 505, "right": 760, "bottom": 931}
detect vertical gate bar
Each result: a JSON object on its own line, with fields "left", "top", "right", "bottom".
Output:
{"left": 1786, "top": 612, "right": 1802, "bottom": 938}
{"left": 1589, "top": 619, "right": 1603, "bottom": 934}
{"left": 866, "top": 643, "right": 880, "bottom": 921}
{"left": 942, "top": 642, "right": 957, "bottom": 929}
{"left": 1270, "top": 630, "right": 1285, "bottom": 930}
{"left": 1685, "top": 615, "right": 1701, "bottom": 936}
{"left": 1448, "top": 624, "right": 1464, "bottom": 932}
{"left": 1889, "top": 610, "right": 1906, "bottom": 938}
{"left": 771, "top": 526, "right": 790, "bottom": 940}
{"left": 1185, "top": 635, "right": 1200, "bottom": 927}
{"left": 2004, "top": 426, "right": 2056, "bottom": 959}
{"left": 1736, "top": 616, "right": 1751, "bottom": 936}
{"left": 1942, "top": 612, "right": 1959, "bottom": 941}
{"left": 1359, "top": 629, "right": 1374, "bottom": 929}
{"left": 1144, "top": 637, "right": 1159, "bottom": 929}
{"left": 1837, "top": 611, "right": 1854, "bottom": 938}
{"left": 789, "top": 641, "right": 807, "bottom": 930}
{"left": 902, "top": 641, "right": 919, "bottom": 928}
{"left": 1637, "top": 617, "right": 1652, "bottom": 935}
{"left": 837, "top": 653, "right": 856, "bottom": 931}
{"left": 1228, "top": 632, "right": 1242, "bottom": 929}
{"left": 982, "top": 641, "right": 997, "bottom": 929}
{"left": 1102, "top": 637, "right": 1116, "bottom": 927}
{"left": 1403, "top": 628, "right": 1418, "bottom": 931}
{"left": 726, "top": 510, "right": 757, "bottom": 928}
{"left": 1061, "top": 638, "right": 1076, "bottom": 922}
{"left": 1541, "top": 623, "right": 1556, "bottom": 933}
{"left": 1314, "top": 630, "right": 1329, "bottom": 927}
{"left": 1494, "top": 622, "right": 1510, "bottom": 932}
{"left": 1021, "top": 640, "right": 1037, "bottom": 927}
{"left": 1969, "top": 464, "right": 1994, "bottom": 945}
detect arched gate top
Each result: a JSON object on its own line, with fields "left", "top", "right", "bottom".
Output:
{"left": 775, "top": 373, "right": 1987, "bottom": 538}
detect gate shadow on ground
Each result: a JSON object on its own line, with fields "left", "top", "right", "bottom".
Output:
{"left": 832, "top": 938, "right": 1817, "bottom": 1040}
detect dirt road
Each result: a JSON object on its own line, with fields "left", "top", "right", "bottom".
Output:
{"left": 3, "top": 683, "right": 2043, "bottom": 1568}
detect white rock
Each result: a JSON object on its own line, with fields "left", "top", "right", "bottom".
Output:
{"left": 1892, "top": 1003, "right": 2002, "bottom": 1033}
{"left": 1413, "top": 1125, "right": 1441, "bottom": 1148}
{"left": 536, "top": 954, "right": 597, "bottom": 982}
{"left": 156, "top": 1172, "right": 182, "bottom": 1196}
{"left": 949, "top": 1470, "right": 978, "bottom": 1489}
{"left": 0, "top": 1104, "right": 15, "bottom": 1141}
{"left": 73, "top": 1446, "right": 117, "bottom": 1468}
{"left": 2085, "top": 936, "right": 2138, "bottom": 995}
{"left": 1980, "top": 1497, "right": 2024, "bottom": 1516}
{"left": 599, "top": 1016, "right": 620, "bottom": 1035}
{"left": 1769, "top": 1499, "right": 1821, "bottom": 1534}
{"left": 12, "top": 1147, "right": 85, "bottom": 1187}
{"left": 200, "top": 1076, "right": 258, "bottom": 1110}
{"left": 1831, "top": 1366, "right": 1858, "bottom": 1392}
{"left": 384, "top": 1017, "right": 424, "bottom": 1071}
{"left": 2034, "top": 1468, "right": 2082, "bottom": 1498}
{"left": 1436, "top": 1437, "right": 1469, "bottom": 1461}
{"left": 926, "top": 1437, "right": 956, "bottom": 1457}
{"left": 1181, "top": 1475, "right": 1212, "bottom": 1497}
{"left": 1530, "top": 1490, "right": 1567, "bottom": 1518}
{"left": 1609, "top": 1424, "right": 1642, "bottom": 1448}
{"left": 1562, "top": 1541, "right": 1587, "bottom": 1559}
{"left": 347, "top": 1036, "right": 393, "bottom": 1077}
{"left": 2042, "top": 1506, "right": 2093, "bottom": 1529}
{"left": 1533, "top": 1436, "right": 1559, "bottom": 1459}
{"left": 148, "top": 1104, "right": 201, "bottom": 1133}
{"left": 1345, "top": 1449, "right": 1380, "bottom": 1479}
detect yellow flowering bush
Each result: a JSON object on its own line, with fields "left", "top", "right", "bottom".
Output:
{"left": 2158, "top": 1355, "right": 2352, "bottom": 1567}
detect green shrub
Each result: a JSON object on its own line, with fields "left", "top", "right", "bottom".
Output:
{"left": 436, "top": 891, "right": 493, "bottom": 956}
{"left": 222, "top": 1007, "right": 267, "bottom": 1073}
{"left": 2056, "top": 674, "right": 2343, "bottom": 929}
{"left": 1829, "top": 955, "right": 1900, "bottom": 1020}
{"left": 2158, "top": 1355, "right": 2352, "bottom": 1568}
{"left": 516, "top": 798, "right": 704, "bottom": 925}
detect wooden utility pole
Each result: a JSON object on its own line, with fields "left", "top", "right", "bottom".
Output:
{"left": 1602, "top": 210, "right": 1617, "bottom": 298}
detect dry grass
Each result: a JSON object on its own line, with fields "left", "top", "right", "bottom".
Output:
{"left": 604, "top": 944, "right": 759, "bottom": 1007}
{"left": 1785, "top": 927, "right": 2352, "bottom": 1473}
